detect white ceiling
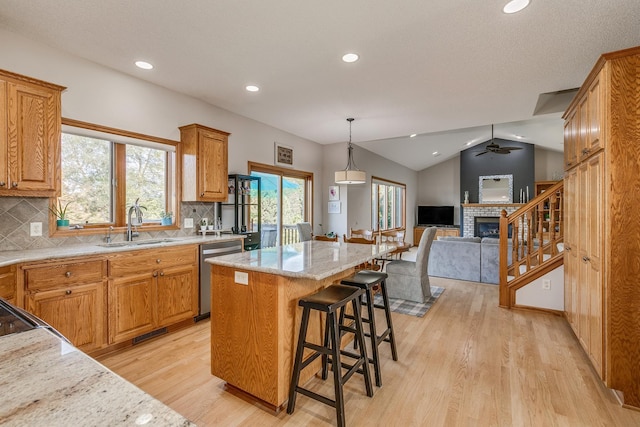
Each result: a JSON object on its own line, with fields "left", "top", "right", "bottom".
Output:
{"left": 1, "top": 1, "right": 640, "bottom": 171}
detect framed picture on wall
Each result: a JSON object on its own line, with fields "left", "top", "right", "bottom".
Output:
{"left": 274, "top": 142, "right": 293, "bottom": 167}
{"left": 329, "top": 185, "right": 339, "bottom": 201}
{"left": 328, "top": 201, "right": 341, "bottom": 214}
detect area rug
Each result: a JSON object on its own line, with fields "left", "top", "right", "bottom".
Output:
{"left": 374, "top": 286, "right": 445, "bottom": 318}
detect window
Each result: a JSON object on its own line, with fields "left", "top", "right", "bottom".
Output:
{"left": 56, "top": 118, "right": 178, "bottom": 232}
{"left": 371, "top": 177, "right": 406, "bottom": 231}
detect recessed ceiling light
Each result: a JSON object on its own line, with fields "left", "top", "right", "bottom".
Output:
{"left": 342, "top": 53, "right": 359, "bottom": 63}
{"left": 135, "top": 61, "right": 153, "bottom": 70}
{"left": 245, "top": 85, "right": 260, "bottom": 92}
{"left": 514, "top": 134, "right": 524, "bottom": 139}
{"left": 410, "top": 134, "right": 417, "bottom": 138}
{"left": 432, "top": 151, "right": 440, "bottom": 157}
{"left": 503, "top": 0, "right": 530, "bottom": 14}
{"left": 465, "top": 141, "right": 474, "bottom": 146}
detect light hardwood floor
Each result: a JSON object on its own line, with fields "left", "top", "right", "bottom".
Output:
{"left": 99, "top": 277, "right": 640, "bottom": 426}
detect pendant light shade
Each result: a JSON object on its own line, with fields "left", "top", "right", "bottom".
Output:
{"left": 334, "top": 118, "right": 366, "bottom": 184}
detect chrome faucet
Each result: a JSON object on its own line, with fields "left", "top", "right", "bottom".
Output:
{"left": 126, "top": 198, "right": 144, "bottom": 241}
{"left": 105, "top": 226, "right": 114, "bottom": 243}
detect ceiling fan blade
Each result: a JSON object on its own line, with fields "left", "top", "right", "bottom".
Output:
{"left": 475, "top": 151, "right": 489, "bottom": 156}
{"left": 501, "top": 146, "right": 522, "bottom": 151}
{"left": 495, "top": 149, "right": 511, "bottom": 154}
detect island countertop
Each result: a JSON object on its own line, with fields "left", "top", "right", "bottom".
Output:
{"left": 205, "top": 240, "right": 395, "bottom": 280}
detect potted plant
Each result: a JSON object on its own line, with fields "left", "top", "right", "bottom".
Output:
{"left": 49, "top": 200, "right": 72, "bottom": 230}
{"left": 199, "top": 218, "right": 207, "bottom": 232}
{"left": 160, "top": 211, "right": 173, "bottom": 226}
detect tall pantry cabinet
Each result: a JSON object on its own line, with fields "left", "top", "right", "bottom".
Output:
{"left": 563, "top": 46, "right": 640, "bottom": 409}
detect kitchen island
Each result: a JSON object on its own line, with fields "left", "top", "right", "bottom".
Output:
{"left": 207, "top": 240, "right": 394, "bottom": 409}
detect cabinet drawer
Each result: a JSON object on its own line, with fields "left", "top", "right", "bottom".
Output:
{"left": 24, "top": 259, "right": 105, "bottom": 291}
{"left": 109, "top": 246, "right": 197, "bottom": 277}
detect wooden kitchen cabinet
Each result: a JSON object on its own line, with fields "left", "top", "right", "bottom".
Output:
{"left": 22, "top": 257, "right": 107, "bottom": 352}
{"left": 179, "top": 123, "right": 229, "bottom": 202}
{"left": 0, "top": 69, "right": 65, "bottom": 197}
{"left": 107, "top": 245, "right": 198, "bottom": 344}
{"left": 563, "top": 46, "right": 640, "bottom": 408}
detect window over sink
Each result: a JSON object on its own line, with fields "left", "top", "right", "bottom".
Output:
{"left": 54, "top": 118, "right": 179, "bottom": 234}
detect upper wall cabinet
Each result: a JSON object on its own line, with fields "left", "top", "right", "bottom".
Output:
{"left": 179, "top": 123, "right": 229, "bottom": 202}
{"left": 0, "top": 69, "right": 65, "bottom": 197}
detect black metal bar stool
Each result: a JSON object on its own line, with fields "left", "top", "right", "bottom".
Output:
{"left": 340, "top": 270, "right": 398, "bottom": 387}
{"left": 287, "top": 284, "right": 373, "bottom": 427}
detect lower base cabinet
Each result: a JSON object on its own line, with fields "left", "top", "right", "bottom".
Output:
{"left": 21, "top": 257, "right": 107, "bottom": 353}
{"left": 26, "top": 282, "right": 105, "bottom": 352}
{"left": 108, "top": 246, "right": 198, "bottom": 344}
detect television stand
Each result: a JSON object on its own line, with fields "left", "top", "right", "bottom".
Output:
{"left": 413, "top": 226, "right": 459, "bottom": 244}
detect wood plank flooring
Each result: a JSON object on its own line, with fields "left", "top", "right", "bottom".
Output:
{"left": 98, "top": 277, "right": 640, "bottom": 426}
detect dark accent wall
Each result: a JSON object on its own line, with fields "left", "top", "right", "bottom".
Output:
{"left": 460, "top": 138, "right": 535, "bottom": 204}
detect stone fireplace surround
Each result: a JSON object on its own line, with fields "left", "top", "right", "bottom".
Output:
{"left": 462, "top": 204, "right": 521, "bottom": 237}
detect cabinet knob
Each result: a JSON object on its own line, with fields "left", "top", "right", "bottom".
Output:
{"left": 65, "top": 271, "right": 72, "bottom": 278}
{"left": 0, "top": 181, "right": 5, "bottom": 187}
{"left": 65, "top": 290, "right": 72, "bottom": 295}
{"left": 153, "top": 271, "right": 158, "bottom": 277}
{"left": 159, "top": 272, "right": 165, "bottom": 277}
{"left": 200, "top": 192, "right": 205, "bottom": 197}
{"left": 582, "top": 256, "right": 590, "bottom": 262}
{"left": 156, "top": 258, "right": 161, "bottom": 264}
{"left": 11, "top": 182, "right": 18, "bottom": 188}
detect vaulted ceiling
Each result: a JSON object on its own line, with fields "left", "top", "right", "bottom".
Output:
{"left": 1, "top": 1, "right": 640, "bottom": 170}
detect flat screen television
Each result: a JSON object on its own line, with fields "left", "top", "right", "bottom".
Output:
{"left": 417, "top": 205, "right": 454, "bottom": 226}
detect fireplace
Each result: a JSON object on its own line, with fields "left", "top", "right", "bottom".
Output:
{"left": 474, "top": 216, "right": 511, "bottom": 238}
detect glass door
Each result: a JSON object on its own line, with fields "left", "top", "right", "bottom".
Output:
{"left": 249, "top": 163, "right": 312, "bottom": 247}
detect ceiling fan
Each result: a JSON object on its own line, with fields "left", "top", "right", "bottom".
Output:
{"left": 475, "top": 125, "right": 523, "bottom": 156}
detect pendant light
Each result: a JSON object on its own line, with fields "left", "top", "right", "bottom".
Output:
{"left": 334, "top": 118, "right": 366, "bottom": 184}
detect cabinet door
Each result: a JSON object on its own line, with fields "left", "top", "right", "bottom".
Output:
{"left": 197, "top": 129, "right": 228, "bottom": 201}
{"left": 6, "top": 81, "right": 59, "bottom": 194}
{"left": 0, "top": 264, "right": 16, "bottom": 305}
{"left": 564, "top": 168, "right": 578, "bottom": 329}
{"left": 108, "top": 273, "right": 155, "bottom": 343}
{"left": 577, "top": 162, "right": 589, "bottom": 350}
{"left": 586, "top": 72, "right": 603, "bottom": 155}
{"left": 586, "top": 153, "right": 604, "bottom": 377}
{"left": 26, "top": 282, "right": 105, "bottom": 352}
{"left": 564, "top": 110, "right": 578, "bottom": 170}
{"left": 156, "top": 264, "right": 197, "bottom": 327}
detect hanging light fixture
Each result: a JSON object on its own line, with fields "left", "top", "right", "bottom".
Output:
{"left": 334, "top": 118, "right": 366, "bottom": 184}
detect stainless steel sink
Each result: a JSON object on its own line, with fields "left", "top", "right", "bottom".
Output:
{"left": 98, "top": 238, "right": 179, "bottom": 248}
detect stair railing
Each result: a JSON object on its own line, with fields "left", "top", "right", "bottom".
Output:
{"left": 499, "top": 180, "right": 564, "bottom": 307}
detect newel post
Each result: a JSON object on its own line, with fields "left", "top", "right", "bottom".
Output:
{"left": 499, "top": 209, "right": 510, "bottom": 308}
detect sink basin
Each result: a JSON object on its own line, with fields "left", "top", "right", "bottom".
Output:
{"left": 98, "top": 238, "right": 179, "bottom": 248}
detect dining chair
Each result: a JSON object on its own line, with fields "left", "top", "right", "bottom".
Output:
{"left": 296, "top": 222, "right": 313, "bottom": 242}
{"left": 343, "top": 235, "right": 382, "bottom": 271}
{"left": 349, "top": 228, "right": 375, "bottom": 242}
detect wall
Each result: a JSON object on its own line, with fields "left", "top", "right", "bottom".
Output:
{"left": 416, "top": 156, "right": 461, "bottom": 224}
{"left": 323, "top": 142, "right": 418, "bottom": 243}
{"left": 0, "top": 28, "right": 324, "bottom": 251}
{"left": 534, "top": 146, "right": 565, "bottom": 181}
{"left": 516, "top": 266, "right": 564, "bottom": 311}
{"left": 459, "top": 139, "right": 535, "bottom": 205}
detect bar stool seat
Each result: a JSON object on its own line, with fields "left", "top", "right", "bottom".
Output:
{"left": 287, "top": 284, "right": 373, "bottom": 427}
{"left": 340, "top": 270, "right": 398, "bottom": 387}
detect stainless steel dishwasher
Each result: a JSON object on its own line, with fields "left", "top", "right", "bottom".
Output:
{"left": 197, "top": 240, "right": 243, "bottom": 321}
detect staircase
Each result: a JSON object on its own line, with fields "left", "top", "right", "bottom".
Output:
{"left": 498, "top": 181, "right": 564, "bottom": 308}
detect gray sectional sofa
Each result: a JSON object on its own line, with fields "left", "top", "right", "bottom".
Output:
{"left": 427, "top": 236, "right": 511, "bottom": 284}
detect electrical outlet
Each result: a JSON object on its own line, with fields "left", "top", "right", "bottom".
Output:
{"left": 30, "top": 222, "right": 43, "bottom": 237}
{"left": 543, "top": 279, "right": 551, "bottom": 290}
{"left": 184, "top": 217, "right": 194, "bottom": 228}
{"left": 234, "top": 271, "right": 248, "bottom": 285}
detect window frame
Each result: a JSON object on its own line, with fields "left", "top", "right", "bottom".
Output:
{"left": 50, "top": 118, "right": 182, "bottom": 237}
{"left": 371, "top": 176, "right": 406, "bottom": 232}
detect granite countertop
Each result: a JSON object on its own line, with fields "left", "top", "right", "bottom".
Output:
{"left": 0, "top": 234, "right": 245, "bottom": 267}
{"left": 206, "top": 240, "right": 396, "bottom": 280}
{"left": 0, "top": 328, "right": 194, "bottom": 426}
